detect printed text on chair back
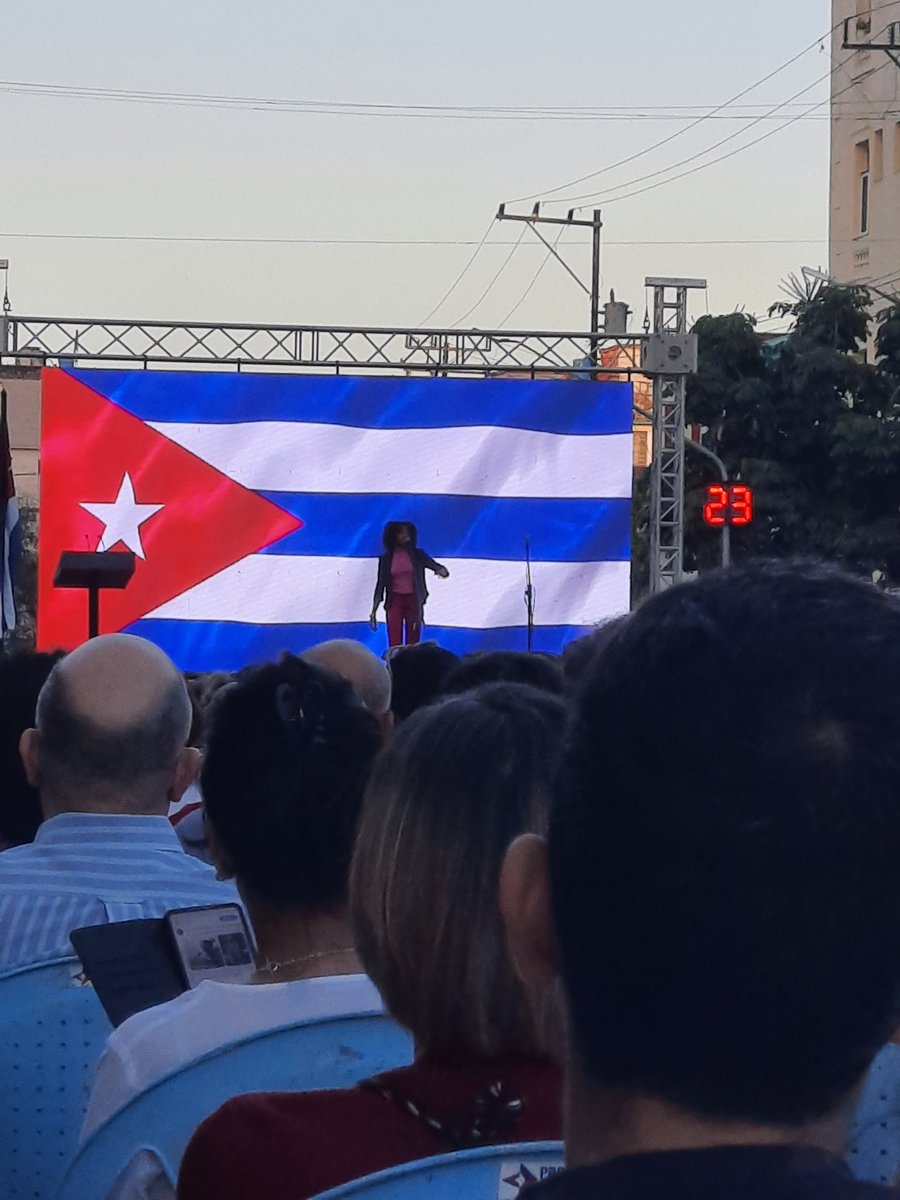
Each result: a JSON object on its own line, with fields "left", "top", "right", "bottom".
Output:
{"left": 308, "top": 1141, "right": 566, "bottom": 1200}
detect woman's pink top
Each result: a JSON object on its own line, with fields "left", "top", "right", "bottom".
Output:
{"left": 391, "top": 549, "right": 415, "bottom": 595}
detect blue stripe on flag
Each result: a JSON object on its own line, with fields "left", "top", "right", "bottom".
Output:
{"left": 128, "top": 619, "right": 599, "bottom": 672}
{"left": 66, "top": 369, "right": 633, "bottom": 436}
{"left": 260, "top": 494, "right": 631, "bottom": 562}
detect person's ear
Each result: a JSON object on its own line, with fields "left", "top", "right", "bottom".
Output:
{"left": 500, "top": 833, "right": 559, "bottom": 988}
{"left": 19, "top": 728, "right": 40, "bottom": 788}
{"left": 169, "top": 746, "right": 201, "bottom": 806}
{"left": 204, "top": 814, "right": 236, "bottom": 882}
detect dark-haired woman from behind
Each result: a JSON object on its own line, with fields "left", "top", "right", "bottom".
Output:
{"left": 179, "top": 683, "right": 566, "bottom": 1200}
{"left": 83, "top": 655, "right": 388, "bottom": 1170}
{"left": 369, "top": 521, "right": 449, "bottom": 648}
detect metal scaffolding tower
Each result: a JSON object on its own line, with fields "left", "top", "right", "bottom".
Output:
{"left": 647, "top": 277, "right": 707, "bottom": 593}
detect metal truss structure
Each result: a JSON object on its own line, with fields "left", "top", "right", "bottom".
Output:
{"left": 647, "top": 278, "right": 707, "bottom": 593}
{"left": 0, "top": 314, "right": 646, "bottom": 378}
{"left": 1, "top": 292, "right": 703, "bottom": 591}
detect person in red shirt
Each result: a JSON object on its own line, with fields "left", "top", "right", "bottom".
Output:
{"left": 178, "top": 682, "right": 565, "bottom": 1200}
{"left": 369, "top": 521, "right": 449, "bottom": 647}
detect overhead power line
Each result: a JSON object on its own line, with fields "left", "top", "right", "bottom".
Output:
{"left": 552, "top": 58, "right": 845, "bottom": 208}
{"left": 0, "top": 231, "right": 831, "bottom": 247}
{"left": 450, "top": 225, "right": 527, "bottom": 328}
{"left": 506, "top": 32, "right": 826, "bottom": 204}
{"left": 506, "top": 0, "right": 900, "bottom": 206}
{"left": 417, "top": 219, "right": 495, "bottom": 325}
{"left": 498, "top": 228, "right": 568, "bottom": 328}
{"left": 0, "top": 77, "right": 879, "bottom": 122}
{"left": 553, "top": 61, "right": 891, "bottom": 211}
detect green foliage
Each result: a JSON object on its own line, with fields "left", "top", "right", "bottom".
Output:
{"left": 634, "top": 285, "right": 900, "bottom": 585}
{"left": 876, "top": 303, "right": 900, "bottom": 379}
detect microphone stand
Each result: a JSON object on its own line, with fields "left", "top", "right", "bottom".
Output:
{"left": 524, "top": 537, "right": 535, "bottom": 653}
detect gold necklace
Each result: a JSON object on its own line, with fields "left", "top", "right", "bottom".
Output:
{"left": 255, "top": 946, "right": 357, "bottom": 977}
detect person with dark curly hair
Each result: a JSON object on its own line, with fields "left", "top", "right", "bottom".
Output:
{"left": 369, "top": 521, "right": 449, "bottom": 648}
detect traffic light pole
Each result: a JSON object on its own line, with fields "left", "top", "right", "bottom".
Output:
{"left": 687, "top": 438, "right": 731, "bottom": 569}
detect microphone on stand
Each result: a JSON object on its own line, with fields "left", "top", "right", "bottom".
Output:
{"left": 524, "top": 537, "right": 535, "bottom": 654}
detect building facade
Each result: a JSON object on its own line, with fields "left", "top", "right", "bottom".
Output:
{"left": 829, "top": 0, "right": 900, "bottom": 297}
{"left": 0, "top": 364, "right": 41, "bottom": 503}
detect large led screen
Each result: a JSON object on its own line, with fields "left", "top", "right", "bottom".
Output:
{"left": 38, "top": 368, "right": 633, "bottom": 670}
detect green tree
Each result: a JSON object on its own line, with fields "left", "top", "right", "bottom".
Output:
{"left": 678, "top": 285, "right": 900, "bottom": 579}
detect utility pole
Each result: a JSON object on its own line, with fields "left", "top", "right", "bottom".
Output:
{"left": 0, "top": 260, "right": 9, "bottom": 357}
{"left": 496, "top": 204, "right": 603, "bottom": 362}
{"left": 841, "top": 13, "right": 900, "bottom": 68}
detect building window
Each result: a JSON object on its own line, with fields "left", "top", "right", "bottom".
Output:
{"left": 633, "top": 429, "right": 651, "bottom": 469}
{"left": 873, "top": 129, "right": 884, "bottom": 182}
{"left": 856, "top": 139, "right": 871, "bottom": 235}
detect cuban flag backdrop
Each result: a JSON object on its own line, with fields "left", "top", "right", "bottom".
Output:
{"left": 38, "top": 368, "right": 632, "bottom": 670}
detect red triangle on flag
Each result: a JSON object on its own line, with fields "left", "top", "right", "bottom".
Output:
{"left": 38, "top": 369, "right": 302, "bottom": 649}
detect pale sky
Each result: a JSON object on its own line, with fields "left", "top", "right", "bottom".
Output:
{"left": 0, "top": 0, "right": 833, "bottom": 336}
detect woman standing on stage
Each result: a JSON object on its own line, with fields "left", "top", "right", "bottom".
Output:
{"left": 369, "top": 521, "right": 449, "bottom": 647}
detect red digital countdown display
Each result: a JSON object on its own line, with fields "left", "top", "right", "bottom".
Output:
{"left": 703, "top": 484, "right": 754, "bottom": 527}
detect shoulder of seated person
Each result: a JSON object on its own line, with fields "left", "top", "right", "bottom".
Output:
{"left": 200, "top": 1087, "right": 376, "bottom": 1135}
{"left": 195, "top": 1084, "right": 374, "bottom": 1147}
{"left": 108, "top": 979, "right": 212, "bottom": 1043}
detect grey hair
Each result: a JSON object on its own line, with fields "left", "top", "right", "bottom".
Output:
{"left": 35, "top": 666, "right": 191, "bottom": 807}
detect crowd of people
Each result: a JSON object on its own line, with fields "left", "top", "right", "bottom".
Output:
{"left": 3, "top": 559, "right": 900, "bottom": 1200}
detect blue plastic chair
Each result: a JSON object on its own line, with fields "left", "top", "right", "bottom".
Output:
{"left": 311, "top": 1141, "right": 566, "bottom": 1200}
{"left": 0, "top": 956, "right": 112, "bottom": 1200}
{"left": 58, "top": 1011, "right": 413, "bottom": 1200}
{"left": 847, "top": 1043, "right": 900, "bottom": 1187}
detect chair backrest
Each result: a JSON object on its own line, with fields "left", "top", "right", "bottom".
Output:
{"left": 311, "top": 1141, "right": 566, "bottom": 1200}
{"left": 847, "top": 1043, "right": 900, "bottom": 1187}
{"left": 0, "top": 956, "right": 112, "bottom": 1200}
{"left": 58, "top": 1011, "right": 413, "bottom": 1200}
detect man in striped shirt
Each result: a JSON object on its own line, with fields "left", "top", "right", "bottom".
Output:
{"left": 0, "top": 633, "right": 237, "bottom": 970}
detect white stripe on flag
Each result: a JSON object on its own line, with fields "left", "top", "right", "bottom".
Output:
{"left": 149, "top": 421, "right": 633, "bottom": 500}
{"left": 146, "top": 555, "right": 630, "bottom": 629}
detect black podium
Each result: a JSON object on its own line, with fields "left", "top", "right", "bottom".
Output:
{"left": 53, "top": 551, "right": 136, "bottom": 640}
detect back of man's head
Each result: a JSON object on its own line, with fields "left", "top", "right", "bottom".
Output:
{"left": 27, "top": 634, "right": 193, "bottom": 816}
{"left": 302, "top": 640, "right": 391, "bottom": 718}
{"left": 441, "top": 650, "right": 563, "bottom": 698}
{"left": 550, "top": 561, "right": 900, "bottom": 1127}
{"left": 388, "top": 642, "right": 459, "bottom": 722}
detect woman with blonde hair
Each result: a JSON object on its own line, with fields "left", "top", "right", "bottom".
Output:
{"left": 179, "top": 682, "right": 565, "bottom": 1200}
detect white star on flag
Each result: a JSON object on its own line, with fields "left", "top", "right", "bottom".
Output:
{"left": 80, "top": 473, "right": 164, "bottom": 560}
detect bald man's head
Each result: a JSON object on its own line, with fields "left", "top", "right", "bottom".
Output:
{"left": 302, "top": 640, "right": 391, "bottom": 718}
{"left": 24, "top": 635, "right": 195, "bottom": 816}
